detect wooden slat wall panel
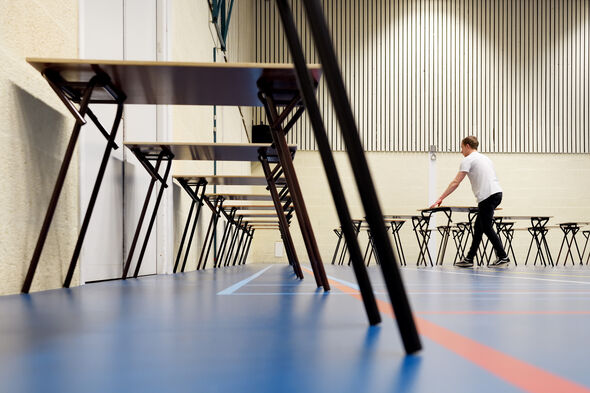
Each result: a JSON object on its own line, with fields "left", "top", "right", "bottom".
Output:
{"left": 255, "top": 0, "right": 590, "bottom": 153}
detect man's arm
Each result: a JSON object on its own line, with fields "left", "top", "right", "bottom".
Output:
{"left": 430, "top": 171, "right": 467, "bottom": 208}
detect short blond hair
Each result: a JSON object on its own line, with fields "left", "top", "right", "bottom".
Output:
{"left": 461, "top": 136, "right": 479, "bottom": 150}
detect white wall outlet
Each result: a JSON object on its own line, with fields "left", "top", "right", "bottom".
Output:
{"left": 274, "top": 242, "right": 284, "bottom": 257}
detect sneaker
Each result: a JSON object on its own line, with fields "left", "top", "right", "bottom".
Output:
{"left": 490, "top": 257, "right": 510, "bottom": 267}
{"left": 455, "top": 258, "right": 474, "bottom": 268}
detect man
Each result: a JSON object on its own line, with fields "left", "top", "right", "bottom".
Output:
{"left": 430, "top": 136, "right": 509, "bottom": 268}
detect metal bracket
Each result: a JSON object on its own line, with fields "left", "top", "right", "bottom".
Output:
{"left": 208, "top": 0, "right": 235, "bottom": 51}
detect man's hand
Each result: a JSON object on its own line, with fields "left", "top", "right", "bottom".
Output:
{"left": 429, "top": 172, "right": 466, "bottom": 209}
{"left": 429, "top": 197, "right": 443, "bottom": 209}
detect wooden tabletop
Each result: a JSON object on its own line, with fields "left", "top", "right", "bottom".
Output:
{"left": 496, "top": 215, "right": 553, "bottom": 220}
{"left": 384, "top": 214, "right": 418, "bottom": 220}
{"left": 125, "top": 142, "right": 296, "bottom": 162}
{"left": 513, "top": 225, "right": 560, "bottom": 231}
{"left": 27, "top": 58, "right": 322, "bottom": 106}
{"left": 354, "top": 218, "right": 407, "bottom": 223}
{"left": 223, "top": 204, "right": 276, "bottom": 210}
{"left": 174, "top": 175, "right": 273, "bottom": 186}
{"left": 206, "top": 193, "right": 272, "bottom": 201}
{"left": 237, "top": 212, "right": 280, "bottom": 217}
{"left": 419, "top": 206, "right": 479, "bottom": 213}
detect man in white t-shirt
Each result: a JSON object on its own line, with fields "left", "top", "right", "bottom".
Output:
{"left": 430, "top": 136, "right": 509, "bottom": 268}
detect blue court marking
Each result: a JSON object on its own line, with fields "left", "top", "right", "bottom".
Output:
{"left": 220, "top": 292, "right": 352, "bottom": 296}
{"left": 224, "top": 267, "right": 362, "bottom": 297}
{"left": 217, "top": 265, "right": 273, "bottom": 295}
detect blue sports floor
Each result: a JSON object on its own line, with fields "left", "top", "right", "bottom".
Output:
{"left": 2, "top": 264, "right": 590, "bottom": 393}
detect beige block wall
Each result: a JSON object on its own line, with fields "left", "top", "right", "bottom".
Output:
{"left": 251, "top": 150, "right": 590, "bottom": 267}
{"left": 170, "top": 0, "right": 255, "bottom": 271}
{"left": 0, "top": 0, "right": 79, "bottom": 294}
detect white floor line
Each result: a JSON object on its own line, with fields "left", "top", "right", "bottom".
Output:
{"left": 418, "top": 268, "right": 590, "bottom": 285}
{"left": 301, "top": 266, "right": 360, "bottom": 290}
{"left": 217, "top": 266, "right": 273, "bottom": 295}
{"left": 324, "top": 274, "right": 360, "bottom": 290}
{"left": 225, "top": 292, "right": 351, "bottom": 296}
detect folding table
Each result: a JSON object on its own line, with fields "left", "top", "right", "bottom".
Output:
{"left": 556, "top": 222, "right": 590, "bottom": 265}
{"left": 24, "top": 59, "right": 328, "bottom": 289}
{"left": 123, "top": 143, "right": 298, "bottom": 278}
{"left": 497, "top": 216, "right": 554, "bottom": 266}
{"left": 27, "top": 13, "right": 421, "bottom": 350}
{"left": 582, "top": 230, "right": 590, "bottom": 264}
{"left": 384, "top": 215, "right": 417, "bottom": 267}
{"left": 361, "top": 219, "right": 408, "bottom": 267}
{"left": 170, "top": 174, "right": 281, "bottom": 272}
{"left": 124, "top": 141, "right": 324, "bottom": 287}
{"left": 495, "top": 215, "right": 549, "bottom": 266}
{"left": 387, "top": 219, "right": 408, "bottom": 267}
{"left": 357, "top": 224, "right": 388, "bottom": 267}
{"left": 168, "top": 170, "right": 298, "bottom": 275}
{"left": 331, "top": 220, "right": 362, "bottom": 266}
{"left": 418, "top": 207, "right": 479, "bottom": 266}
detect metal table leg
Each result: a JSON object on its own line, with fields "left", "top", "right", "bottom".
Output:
{"left": 275, "top": 0, "right": 421, "bottom": 352}
{"left": 23, "top": 74, "right": 123, "bottom": 293}
{"left": 260, "top": 152, "right": 303, "bottom": 278}
{"left": 216, "top": 208, "right": 237, "bottom": 268}
{"left": 389, "top": 221, "right": 407, "bottom": 266}
{"left": 174, "top": 180, "right": 207, "bottom": 273}
{"left": 198, "top": 196, "right": 224, "bottom": 270}
{"left": 272, "top": 0, "right": 392, "bottom": 328}
{"left": 331, "top": 228, "right": 343, "bottom": 265}
{"left": 258, "top": 93, "right": 329, "bottom": 290}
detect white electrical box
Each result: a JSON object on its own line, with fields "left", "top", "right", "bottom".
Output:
{"left": 274, "top": 242, "right": 284, "bottom": 257}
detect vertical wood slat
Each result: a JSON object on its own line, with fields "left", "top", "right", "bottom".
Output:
{"left": 254, "top": 0, "right": 590, "bottom": 154}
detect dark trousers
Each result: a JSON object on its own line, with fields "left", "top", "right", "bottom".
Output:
{"left": 467, "top": 192, "right": 507, "bottom": 260}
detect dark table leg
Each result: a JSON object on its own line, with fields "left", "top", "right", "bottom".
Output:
{"left": 63, "top": 100, "right": 125, "bottom": 288}
{"left": 259, "top": 94, "right": 328, "bottom": 290}
{"left": 174, "top": 197, "right": 197, "bottom": 272}
{"left": 232, "top": 226, "right": 248, "bottom": 266}
{"left": 390, "top": 221, "right": 407, "bottom": 266}
{"left": 122, "top": 152, "right": 165, "bottom": 279}
{"left": 260, "top": 152, "right": 303, "bottom": 278}
{"left": 174, "top": 180, "right": 207, "bottom": 272}
{"left": 331, "top": 229, "right": 343, "bottom": 265}
{"left": 216, "top": 209, "right": 236, "bottom": 268}
{"left": 272, "top": 0, "right": 390, "bottom": 327}
{"left": 132, "top": 157, "right": 172, "bottom": 278}
{"left": 583, "top": 231, "right": 590, "bottom": 265}
{"left": 241, "top": 228, "right": 255, "bottom": 265}
{"left": 224, "top": 216, "right": 243, "bottom": 267}
{"left": 23, "top": 76, "right": 102, "bottom": 293}
{"left": 198, "top": 197, "right": 224, "bottom": 270}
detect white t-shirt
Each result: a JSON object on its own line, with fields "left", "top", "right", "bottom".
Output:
{"left": 459, "top": 151, "right": 502, "bottom": 203}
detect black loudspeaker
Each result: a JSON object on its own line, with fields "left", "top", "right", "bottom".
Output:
{"left": 252, "top": 123, "right": 273, "bottom": 143}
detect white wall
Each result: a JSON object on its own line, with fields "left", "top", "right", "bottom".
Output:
{"left": 256, "top": 0, "right": 590, "bottom": 154}
{"left": 78, "top": 0, "right": 167, "bottom": 283}
{"left": 78, "top": 0, "right": 125, "bottom": 283}
{"left": 251, "top": 150, "right": 590, "bottom": 268}
{"left": 170, "top": 0, "right": 256, "bottom": 271}
{"left": 0, "top": 0, "right": 79, "bottom": 294}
